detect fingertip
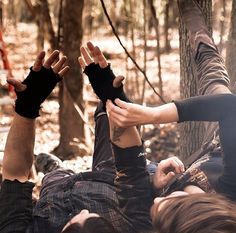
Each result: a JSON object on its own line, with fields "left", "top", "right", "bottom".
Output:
{"left": 87, "top": 41, "right": 94, "bottom": 48}
{"left": 115, "top": 98, "right": 123, "bottom": 105}
{"left": 168, "top": 171, "right": 175, "bottom": 178}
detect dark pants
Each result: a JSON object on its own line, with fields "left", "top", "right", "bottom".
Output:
{"left": 41, "top": 104, "right": 116, "bottom": 188}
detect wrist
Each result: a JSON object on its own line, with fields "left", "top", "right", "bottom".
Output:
{"left": 149, "top": 106, "right": 160, "bottom": 124}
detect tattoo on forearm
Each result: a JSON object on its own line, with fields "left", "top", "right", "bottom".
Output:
{"left": 112, "top": 126, "right": 126, "bottom": 142}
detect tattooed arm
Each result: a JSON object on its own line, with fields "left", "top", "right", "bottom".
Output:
{"left": 107, "top": 110, "right": 153, "bottom": 232}
{"left": 109, "top": 121, "right": 142, "bottom": 148}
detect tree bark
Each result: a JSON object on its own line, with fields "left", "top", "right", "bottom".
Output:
{"left": 39, "top": 0, "right": 56, "bottom": 50}
{"left": 179, "top": 0, "right": 212, "bottom": 161}
{"left": 54, "top": 0, "right": 85, "bottom": 159}
{"left": 226, "top": 0, "right": 236, "bottom": 92}
{"left": 164, "top": 0, "right": 171, "bottom": 53}
{"left": 218, "top": 0, "right": 226, "bottom": 53}
{"left": 0, "top": 0, "right": 3, "bottom": 28}
{"left": 24, "top": 0, "right": 56, "bottom": 51}
{"left": 148, "top": 0, "right": 163, "bottom": 97}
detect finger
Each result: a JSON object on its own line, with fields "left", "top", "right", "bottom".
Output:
{"left": 58, "top": 66, "right": 70, "bottom": 77}
{"left": 113, "top": 75, "right": 124, "bottom": 88}
{"left": 106, "top": 100, "right": 117, "bottom": 115}
{"left": 43, "top": 50, "right": 60, "bottom": 69}
{"left": 32, "top": 51, "right": 46, "bottom": 72}
{"left": 94, "top": 46, "right": 108, "bottom": 68}
{"left": 161, "top": 158, "right": 182, "bottom": 174}
{"left": 7, "top": 79, "right": 27, "bottom": 92}
{"left": 114, "top": 98, "right": 129, "bottom": 109}
{"left": 87, "top": 41, "right": 98, "bottom": 64}
{"left": 80, "top": 46, "right": 93, "bottom": 65}
{"left": 107, "top": 100, "right": 124, "bottom": 115}
{"left": 87, "top": 41, "right": 95, "bottom": 51}
{"left": 163, "top": 172, "right": 175, "bottom": 184}
{"left": 172, "top": 157, "right": 185, "bottom": 172}
{"left": 52, "top": 56, "right": 67, "bottom": 73}
{"left": 78, "top": 57, "right": 86, "bottom": 70}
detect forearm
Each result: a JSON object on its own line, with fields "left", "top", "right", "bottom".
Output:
{"left": 109, "top": 119, "right": 142, "bottom": 148}
{"left": 3, "top": 113, "right": 35, "bottom": 182}
{"left": 152, "top": 102, "right": 179, "bottom": 124}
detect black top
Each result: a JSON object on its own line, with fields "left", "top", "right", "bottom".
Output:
{"left": 174, "top": 93, "right": 236, "bottom": 201}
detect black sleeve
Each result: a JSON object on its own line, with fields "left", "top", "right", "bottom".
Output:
{"left": 174, "top": 93, "right": 236, "bottom": 201}
{"left": 0, "top": 179, "right": 34, "bottom": 233}
{"left": 174, "top": 94, "right": 236, "bottom": 122}
{"left": 113, "top": 144, "right": 153, "bottom": 232}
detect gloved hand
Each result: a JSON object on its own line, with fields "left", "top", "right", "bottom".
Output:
{"left": 84, "top": 62, "right": 130, "bottom": 105}
{"left": 8, "top": 50, "right": 69, "bottom": 118}
{"left": 15, "top": 67, "right": 62, "bottom": 118}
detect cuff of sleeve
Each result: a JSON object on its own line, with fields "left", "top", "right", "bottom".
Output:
{"left": 112, "top": 143, "right": 147, "bottom": 169}
{"left": 172, "top": 100, "right": 185, "bottom": 123}
{"left": 1, "top": 179, "right": 35, "bottom": 193}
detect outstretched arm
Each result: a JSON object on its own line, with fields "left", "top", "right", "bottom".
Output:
{"left": 106, "top": 98, "right": 179, "bottom": 127}
{"left": 3, "top": 51, "right": 69, "bottom": 182}
{"left": 107, "top": 94, "right": 236, "bottom": 127}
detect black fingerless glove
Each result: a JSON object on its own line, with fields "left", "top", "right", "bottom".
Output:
{"left": 15, "top": 67, "right": 62, "bottom": 118}
{"left": 84, "top": 63, "right": 130, "bottom": 106}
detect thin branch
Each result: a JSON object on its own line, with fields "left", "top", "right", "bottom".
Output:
{"left": 100, "top": 0, "right": 166, "bottom": 103}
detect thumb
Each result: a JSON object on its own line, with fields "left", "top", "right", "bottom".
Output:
{"left": 113, "top": 75, "right": 124, "bottom": 88}
{"left": 114, "top": 98, "right": 129, "bottom": 109}
{"left": 163, "top": 171, "right": 175, "bottom": 185}
{"left": 7, "top": 79, "right": 27, "bottom": 92}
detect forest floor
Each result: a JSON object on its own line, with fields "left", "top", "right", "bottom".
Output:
{"left": 0, "top": 22, "right": 181, "bottom": 195}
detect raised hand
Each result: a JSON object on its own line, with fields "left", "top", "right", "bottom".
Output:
{"left": 8, "top": 50, "right": 69, "bottom": 118}
{"left": 78, "top": 41, "right": 130, "bottom": 105}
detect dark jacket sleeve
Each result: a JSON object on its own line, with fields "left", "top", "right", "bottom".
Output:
{"left": 0, "top": 179, "right": 34, "bottom": 233}
{"left": 174, "top": 93, "right": 236, "bottom": 201}
{"left": 113, "top": 144, "right": 153, "bottom": 232}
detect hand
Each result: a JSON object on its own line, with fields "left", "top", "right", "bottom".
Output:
{"left": 106, "top": 98, "right": 156, "bottom": 127}
{"left": 107, "top": 99, "right": 179, "bottom": 127}
{"left": 153, "top": 156, "right": 185, "bottom": 190}
{"left": 78, "top": 41, "right": 129, "bottom": 104}
{"left": 8, "top": 50, "right": 69, "bottom": 92}
{"left": 8, "top": 50, "right": 69, "bottom": 118}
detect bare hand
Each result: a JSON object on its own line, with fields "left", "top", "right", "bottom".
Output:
{"left": 153, "top": 156, "right": 185, "bottom": 190}
{"left": 106, "top": 98, "right": 156, "bottom": 127}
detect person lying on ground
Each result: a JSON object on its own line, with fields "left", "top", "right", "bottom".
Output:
{"left": 105, "top": 0, "right": 236, "bottom": 232}
{"left": 1, "top": 45, "right": 185, "bottom": 233}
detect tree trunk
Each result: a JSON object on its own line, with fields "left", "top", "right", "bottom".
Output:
{"left": 0, "top": 0, "right": 3, "bottom": 28}
{"left": 83, "top": 0, "right": 94, "bottom": 36}
{"left": 40, "top": 0, "right": 56, "bottom": 50}
{"left": 24, "top": 0, "right": 56, "bottom": 51}
{"left": 179, "top": 0, "right": 212, "bottom": 161}
{"left": 218, "top": 0, "right": 226, "bottom": 53}
{"left": 164, "top": 0, "right": 171, "bottom": 53}
{"left": 148, "top": 0, "right": 163, "bottom": 97}
{"left": 226, "top": 0, "right": 236, "bottom": 92}
{"left": 54, "top": 0, "right": 85, "bottom": 159}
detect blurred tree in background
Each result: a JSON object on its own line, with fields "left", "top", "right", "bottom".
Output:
{"left": 0, "top": 0, "right": 234, "bottom": 162}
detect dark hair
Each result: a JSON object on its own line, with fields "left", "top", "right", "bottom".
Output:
{"left": 151, "top": 193, "right": 236, "bottom": 233}
{"left": 61, "top": 217, "right": 118, "bottom": 233}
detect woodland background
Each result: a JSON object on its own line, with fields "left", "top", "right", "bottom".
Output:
{"left": 0, "top": 0, "right": 235, "bottom": 185}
